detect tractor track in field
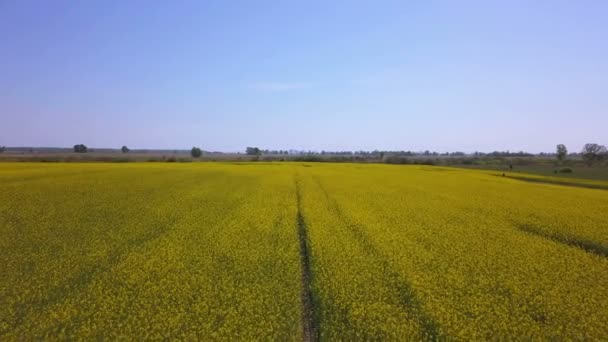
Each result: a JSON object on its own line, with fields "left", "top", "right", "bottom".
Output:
{"left": 2, "top": 186, "right": 246, "bottom": 338}
{"left": 295, "top": 177, "right": 320, "bottom": 342}
{"left": 516, "top": 223, "right": 608, "bottom": 257}
{"left": 312, "top": 176, "right": 440, "bottom": 340}
{"left": 2, "top": 216, "right": 179, "bottom": 337}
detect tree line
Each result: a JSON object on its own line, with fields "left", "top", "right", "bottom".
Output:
{"left": 243, "top": 143, "right": 607, "bottom": 166}
{"left": 69, "top": 144, "right": 205, "bottom": 158}
{"left": 3, "top": 142, "right": 601, "bottom": 166}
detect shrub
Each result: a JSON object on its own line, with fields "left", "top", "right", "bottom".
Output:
{"left": 382, "top": 155, "right": 410, "bottom": 164}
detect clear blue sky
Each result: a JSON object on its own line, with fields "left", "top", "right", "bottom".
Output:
{"left": 1, "top": 0, "right": 606, "bottom": 152}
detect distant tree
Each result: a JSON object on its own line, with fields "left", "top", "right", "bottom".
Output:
{"left": 581, "top": 143, "right": 606, "bottom": 166}
{"left": 190, "top": 146, "right": 202, "bottom": 158}
{"left": 556, "top": 144, "right": 567, "bottom": 162}
{"left": 246, "top": 147, "right": 261, "bottom": 155}
{"left": 73, "top": 144, "right": 88, "bottom": 153}
{"left": 121, "top": 145, "right": 130, "bottom": 153}
{"left": 0, "top": 146, "right": 5, "bottom": 153}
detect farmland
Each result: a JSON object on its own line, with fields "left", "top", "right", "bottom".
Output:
{"left": 1, "top": 162, "right": 607, "bottom": 340}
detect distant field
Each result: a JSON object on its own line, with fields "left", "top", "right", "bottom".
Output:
{"left": 460, "top": 163, "right": 608, "bottom": 181}
{"left": 1, "top": 163, "right": 607, "bottom": 339}
{"left": 3, "top": 150, "right": 607, "bottom": 182}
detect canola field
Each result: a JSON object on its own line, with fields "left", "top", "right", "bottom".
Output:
{"left": 1, "top": 162, "right": 607, "bottom": 340}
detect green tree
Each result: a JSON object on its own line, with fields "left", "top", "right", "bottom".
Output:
{"left": 191, "top": 146, "right": 202, "bottom": 158}
{"left": 246, "top": 147, "right": 261, "bottom": 155}
{"left": 556, "top": 144, "right": 567, "bottom": 162}
{"left": 581, "top": 143, "right": 606, "bottom": 166}
{"left": 121, "top": 145, "right": 130, "bottom": 153}
{"left": 73, "top": 144, "right": 88, "bottom": 153}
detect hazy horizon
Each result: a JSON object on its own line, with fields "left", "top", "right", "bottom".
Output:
{"left": 0, "top": 144, "right": 595, "bottom": 155}
{"left": 2, "top": 1, "right": 607, "bottom": 153}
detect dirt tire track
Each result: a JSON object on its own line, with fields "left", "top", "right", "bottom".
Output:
{"left": 295, "top": 177, "right": 320, "bottom": 342}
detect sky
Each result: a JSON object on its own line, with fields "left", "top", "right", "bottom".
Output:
{"left": 1, "top": 0, "right": 607, "bottom": 153}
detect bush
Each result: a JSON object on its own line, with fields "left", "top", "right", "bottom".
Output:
{"left": 382, "top": 155, "right": 410, "bottom": 164}
{"left": 461, "top": 159, "right": 474, "bottom": 165}
{"left": 556, "top": 167, "right": 573, "bottom": 174}
{"left": 418, "top": 159, "right": 436, "bottom": 166}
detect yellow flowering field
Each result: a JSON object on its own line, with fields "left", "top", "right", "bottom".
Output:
{"left": 1, "top": 162, "right": 607, "bottom": 339}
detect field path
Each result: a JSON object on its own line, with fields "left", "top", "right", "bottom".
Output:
{"left": 295, "top": 177, "right": 319, "bottom": 342}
